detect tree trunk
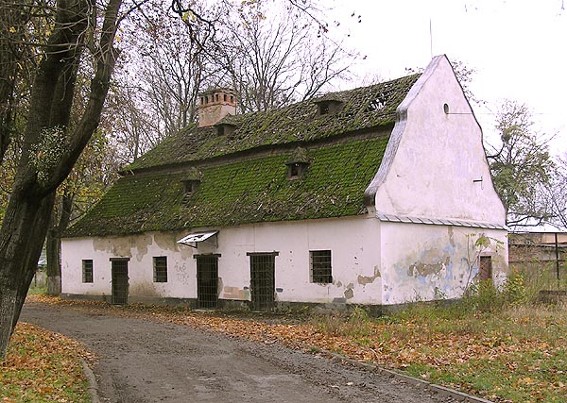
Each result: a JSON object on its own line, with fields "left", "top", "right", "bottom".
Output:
{"left": 0, "top": 0, "right": 123, "bottom": 361}
{"left": 0, "top": 191, "right": 55, "bottom": 360}
{"left": 46, "top": 193, "right": 73, "bottom": 295}
{"left": 45, "top": 229, "right": 61, "bottom": 296}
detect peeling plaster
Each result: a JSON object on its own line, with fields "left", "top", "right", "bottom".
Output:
{"left": 92, "top": 234, "right": 152, "bottom": 260}
{"left": 223, "top": 286, "right": 249, "bottom": 300}
{"left": 154, "top": 232, "right": 179, "bottom": 252}
{"left": 344, "top": 283, "right": 354, "bottom": 299}
{"left": 357, "top": 265, "right": 381, "bottom": 285}
{"left": 408, "top": 256, "right": 450, "bottom": 277}
{"left": 218, "top": 277, "right": 224, "bottom": 294}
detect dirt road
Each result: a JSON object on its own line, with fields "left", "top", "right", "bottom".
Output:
{"left": 21, "top": 302, "right": 459, "bottom": 403}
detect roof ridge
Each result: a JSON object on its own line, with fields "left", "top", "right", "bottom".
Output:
{"left": 125, "top": 73, "right": 421, "bottom": 172}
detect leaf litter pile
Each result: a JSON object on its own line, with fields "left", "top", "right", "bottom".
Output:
{"left": 0, "top": 322, "right": 91, "bottom": 403}
{"left": 22, "top": 296, "right": 567, "bottom": 402}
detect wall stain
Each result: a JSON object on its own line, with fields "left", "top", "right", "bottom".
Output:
{"left": 129, "top": 282, "right": 161, "bottom": 297}
{"left": 223, "top": 286, "right": 249, "bottom": 300}
{"left": 448, "top": 226, "right": 456, "bottom": 247}
{"left": 92, "top": 234, "right": 152, "bottom": 260}
{"left": 408, "top": 256, "right": 450, "bottom": 277}
{"left": 358, "top": 265, "right": 381, "bottom": 285}
{"left": 154, "top": 232, "right": 178, "bottom": 252}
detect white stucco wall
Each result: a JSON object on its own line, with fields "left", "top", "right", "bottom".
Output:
{"left": 372, "top": 55, "right": 507, "bottom": 226}
{"left": 61, "top": 215, "right": 385, "bottom": 305}
{"left": 379, "top": 222, "right": 508, "bottom": 305}
{"left": 61, "top": 55, "right": 509, "bottom": 308}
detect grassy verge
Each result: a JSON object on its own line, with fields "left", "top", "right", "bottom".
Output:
{"left": 312, "top": 303, "right": 566, "bottom": 402}
{"left": 0, "top": 322, "right": 91, "bottom": 403}
{"left": 27, "top": 290, "right": 566, "bottom": 403}
{"left": 20, "top": 266, "right": 567, "bottom": 403}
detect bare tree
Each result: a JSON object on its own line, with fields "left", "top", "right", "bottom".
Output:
{"left": 105, "top": 1, "right": 219, "bottom": 162}
{"left": 216, "top": 1, "right": 352, "bottom": 113}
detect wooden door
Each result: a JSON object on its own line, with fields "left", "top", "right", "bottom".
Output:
{"left": 479, "top": 256, "right": 493, "bottom": 283}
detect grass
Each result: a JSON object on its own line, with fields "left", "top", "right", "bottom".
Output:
{"left": 11, "top": 265, "right": 567, "bottom": 403}
{"left": 306, "top": 273, "right": 567, "bottom": 402}
{"left": 0, "top": 322, "right": 91, "bottom": 403}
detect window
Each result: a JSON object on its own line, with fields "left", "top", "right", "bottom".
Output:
{"left": 286, "top": 147, "right": 310, "bottom": 180}
{"left": 315, "top": 100, "right": 343, "bottom": 116}
{"left": 216, "top": 123, "right": 236, "bottom": 137}
{"left": 310, "top": 250, "right": 332, "bottom": 283}
{"left": 182, "top": 179, "right": 200, "bottom": 198}
{"left": 82, "top": 259, "right": 93, "bottom": 283}
{"left": 290, "top": 163, "right": 300, "bottom": 177}
{"left": 153, "top": 256, "right": 168, "bottom": 282}
{"left": 287, "top": 162, "right": 309, "bottom": 179}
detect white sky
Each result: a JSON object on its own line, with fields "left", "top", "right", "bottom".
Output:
{"left": 328, "top": 0, "right": 567, "bottom": 155}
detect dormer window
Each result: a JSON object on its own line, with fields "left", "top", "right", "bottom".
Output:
{"left": 314, "top": 99, "right": 343, "bottom": 116}
{"left": 181, "top": 168, "right": 203, "bottom": 203}
{"left": 216, "top": 122, "right": 237, "bottom": 137}
{"left": 286, "top": 147, "right": 310, "bottom": 180}
{"left": 287, "top": 162, "right": 308, "bottom": 179}
{"left": 183, "top": 179, "right": 200, "bottom": 197}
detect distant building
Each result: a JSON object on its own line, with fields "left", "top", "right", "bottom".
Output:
{"left": 60, "top": 55, "right": 508, "bottom": 309}
{"left": 508, "top": 222, "right": 566, "bottom": 281}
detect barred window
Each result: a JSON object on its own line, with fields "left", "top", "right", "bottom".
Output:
{"left": 153, "top": 256, "right": 168, "bottom": 283}
{"left": 310, "top": 250, "right": 332, "bottom": 284}
{"left": 82, "top": 259, "right": 93, "bottom": 283}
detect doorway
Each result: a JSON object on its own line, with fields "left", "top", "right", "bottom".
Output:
{"left": 111, "top": 258, "right": 129, "bottom": 305}
{"left": 479, "top": 256, "right": 493, "bottom": 283}
{"left": 196, "top": 255, "right": 219, "bottom": 309}
{"left": 248, "top": 253, "right": 277, "bottom": 311}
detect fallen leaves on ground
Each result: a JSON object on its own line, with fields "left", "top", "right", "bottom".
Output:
{"left": 26, "top": 295, "right": 567, "bottom": 402}
{"left": 0, "top": 322, "right": 91, "bottom": 402}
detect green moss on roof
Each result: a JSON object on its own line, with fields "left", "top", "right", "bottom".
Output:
{"left": 126, "top": 74, "right": 419, "bottom": 171}
{"left": 66, "top": 136, "right": 390, "bottom": 237}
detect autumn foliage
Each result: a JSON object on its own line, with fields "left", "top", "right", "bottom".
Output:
{"left": 0, "top": 322, "right": 90, "bottom": 402}
{"left": 22, "top": 295, "right": 567, "bottom": 402}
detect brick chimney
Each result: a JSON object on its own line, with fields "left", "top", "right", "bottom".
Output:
{"left": 197, "top": 88, "right": 237, "bottom": 127}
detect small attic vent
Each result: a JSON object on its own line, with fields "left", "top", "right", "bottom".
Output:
{"left": 216, "top": 123, "right": 237, "bottom": 137}
{"left": 286, "top": 147, "right": 310, "bottom": 180}
{"left": 368, "top": 93, "right": 387, "bottom": 111}
{"left": 315, "top": 99, "right": 343, "bottom": 116}
{"left": 181, "top": 168, "right": 203, "bottom": 203}
{"left": 182, "top": 179, "right": 200, "bottom": 201}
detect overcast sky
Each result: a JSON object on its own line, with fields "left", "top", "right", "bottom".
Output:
{"left": 328, "top": 0, "right": 566, "bottom": 155}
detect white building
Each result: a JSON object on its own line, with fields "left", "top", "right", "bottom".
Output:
{"left": 61, "top": 56, "right": 508, "bottom": 310}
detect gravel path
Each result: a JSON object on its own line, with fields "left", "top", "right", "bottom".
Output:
{"left": 21, "top": 302, "right": 460, "bottom": 403}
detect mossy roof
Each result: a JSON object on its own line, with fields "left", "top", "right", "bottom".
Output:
{"left": 66, "top": 137, "right": 390, "bottom": 237}
{"left": 126, "top": 74, "right": 419, "bottom": 171}
{"left": 66, "top": 73, "right": 420, "bottom": 237}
